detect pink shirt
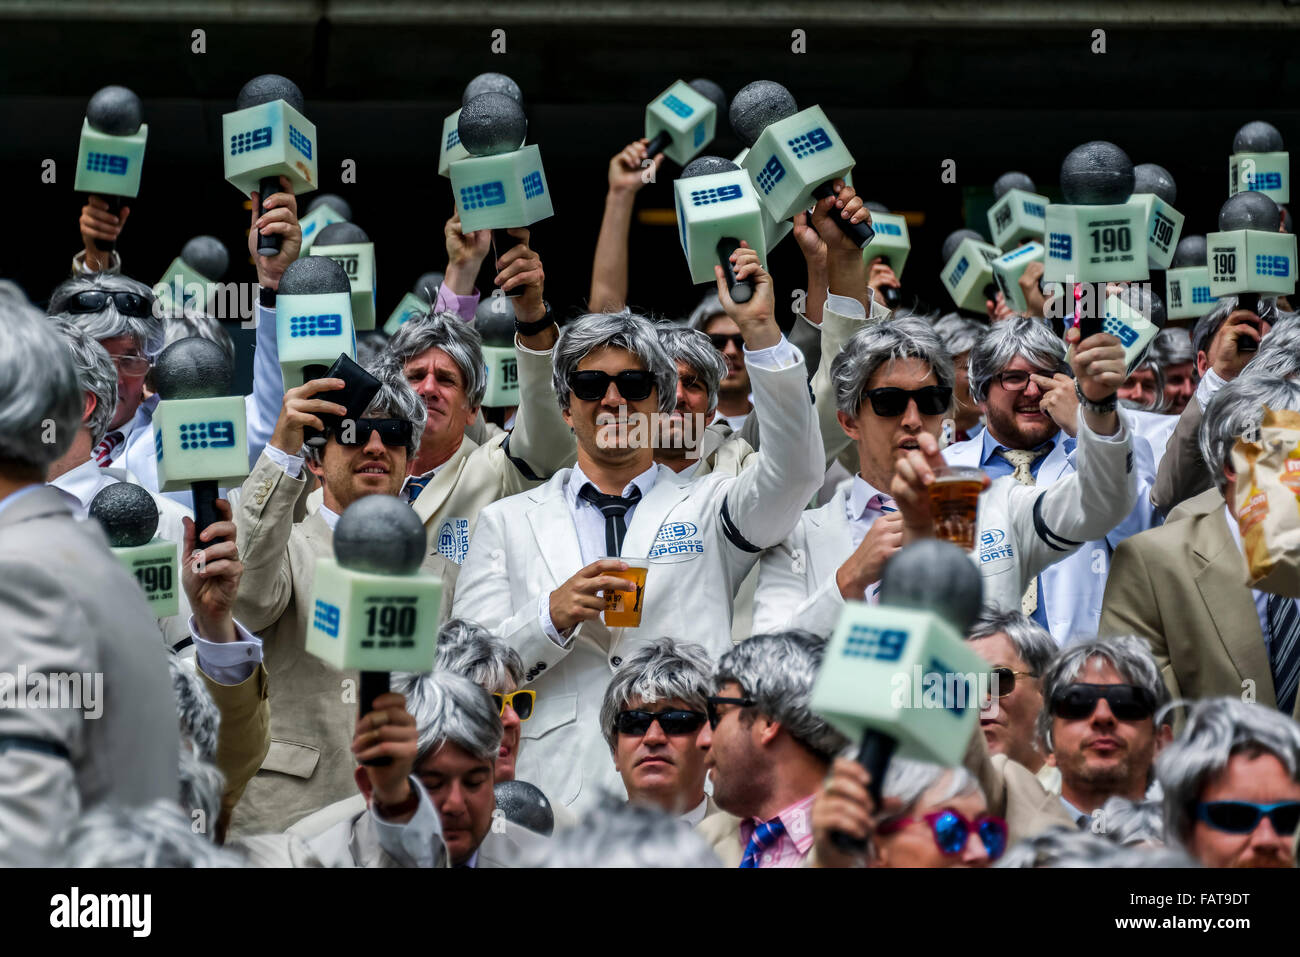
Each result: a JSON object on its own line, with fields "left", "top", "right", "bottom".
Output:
{"left": 434, "top": 284, "right": 480, "bottom": 322}
{"left": 738, "top": 794, "right": 816, "bottom": 868}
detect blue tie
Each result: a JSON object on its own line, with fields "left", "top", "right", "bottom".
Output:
{"left": 740, "top": 817, "right": 785, "bottom": 868}
{"left": 1268, "top": 593, "right": 1300, "bottom": 716}
{"left": 405, "top": 474, "right": 432, "bottom": 504}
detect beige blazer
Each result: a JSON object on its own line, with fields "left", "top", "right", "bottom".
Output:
{"left": 964, "top": 731, "right": 1077, "bottom": 847}
{"left": 195, "top": 662, "right": 269, "bottom": 843}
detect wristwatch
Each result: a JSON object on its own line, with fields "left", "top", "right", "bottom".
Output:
{"left": 515, "top": 301, "right": 554, "bottom": 336}
{"left": 373, "top": 786, "right": 420, "bottom": 820}
{"left": 1075, "top": 379, "right": 1118, "bottom": 414}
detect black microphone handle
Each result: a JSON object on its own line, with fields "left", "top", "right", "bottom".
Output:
{"left": 360, "top": 671, "right": 394, "bottom": 767}
{"left": 256, "top": 174, "right": 282, "bottom": 257}
{"left": 645, "top": 130, "right": 672, "bottom": 159}
{"left": 191, "top": 479, "right": 223, "bottom": 544}
{"left": 1237, "top": 293, "right": 1261, "bottom": 352}
{"left": 810, "top": 181, "right": 876, "bottom": 248}
{"left": 91, "top": 194, "right": 123, "bottom": 253}
{"left": 716, "top": 237, "right": 753, "bottom": 303}
{"left": 828, "top": 729, "right": 897, "bottom": 855}
{"left": 491, "top": 230, "right": 524, "bottom": 298}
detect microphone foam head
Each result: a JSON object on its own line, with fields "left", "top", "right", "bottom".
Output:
{"left": 86, "top": 85, "right": 143, "bottom": 136}
{"left": 153, "top": 337, "right": 233, "bottom": 399}
{"left": 687, "top": 78, "right": 728, "bottom": 117}
{"left": 333, "top": 495, "right": 427, "bottom": 575}
{"left": 413, "top": 271, "right": 444, "bottom": 301}
{"left": 1060, "top": 141, "right": 1135, "bottom": 205}
{"left": 88, "top": 483, "right": 159, "bottom": 547}
{"left": 236, "top": 74, "right": 305, "bottom": 113}
{"left": 1233, "top": 120, "right": 1284, "bottom": 153}
{"left": 878, "top": 540, "right": 984, "bottom": 635}
{"left": 1118, "top": 283, "right": 1167, "bottom": 329}
{"left": 463, "top": 72, "right": 523, "bottom": 107}
{"left": 278, "top": 254, "right": 351, "bottom": 296}
{"left": 458, "top": 92, "right": 527, "bottom": 156}
{"left": 1170, "top": 234, "right": 1208, "bottom": 268}
{"left": 680, "top": 155, "right": 740, "bottom": 178}
{"left": 941, "top": 228, "right": 986, "bottom": 263}
{"left": 315, "top": 222, "right": 371, "bottom": 246}
{"left": 729, "top": 80, "right": 797, "bottom": 147}
{"left": 307, "top": 193, "right": 353, "bottom": 222}
{"left": 180, "top": 236, "right": 229, "bottom": 281}
{"left": 1219, "top": 191, "right": 1281, "bottom": 232}
{"left": 493, "top": 780, "right": 555, "bottom": 836}
{"left": 1132, "top": 163, "right": 1177, "bottom": 205}
{"left": 474, "top": 295, "right": 516, "bottom": 344}
{"left": 993, "top": 171, "right": 1036, "bottom": 200}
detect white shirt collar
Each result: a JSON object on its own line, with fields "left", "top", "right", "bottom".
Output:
{"left": 320, "top": 504, "right": 341, "bottom": 531}
{"left": 566, "top": 461, "right": 659, "bottom": 505}
{"left": 48, "top": 457, "right": 110, "bottom": 516}
{"left": 847, "top": 473, "right": 891, "bottom": 523}
{"left": 679, "top": 795, "right": 709, "bottom": 827}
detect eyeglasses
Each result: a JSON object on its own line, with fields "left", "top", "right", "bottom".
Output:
{"left": 615, "top": 709, "right": 707, "bottom": 736}
{"left": 705, "top": 695, "right": 755, "bottom": 730}
{"left": 862, "top": 385, "right": 952, "bottom": 418}
{"left": 1049, "top": 683, "right": 1157, "bottom": 722}
{"left": 990, "top": 667, "right": 1038, "bottom": 698}
{"left": 63, "top": 290, "right": 154, "bottom": 318}
{"left": 491, "top": 689, "right": 536, "bottom": 722}
{"left": 1196, "top": 801, "right": 1300, "bottom": 835}
{"left": 877, "top": 809, "right": 1008, "bottom": 861}
{"left": 109, "top": 353, "right": 151, "bottom": 377}
{"left": 992, "top": 369, "right": 1057, "bottom": 393}
{"left": 569, "top": 370, "right": 656, "bottom": 402}
{"left": 333, "top": 418, "right": 414, "bottom": 448}
{"left": 678, "top": 374, "right": 705, "bottom": 392}
{"left": 708, "top": 333, "right": 745, "bottom": 352}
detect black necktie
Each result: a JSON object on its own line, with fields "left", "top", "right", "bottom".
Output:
{"left": 577, "top": 483, "right": 642, "bottom": 556}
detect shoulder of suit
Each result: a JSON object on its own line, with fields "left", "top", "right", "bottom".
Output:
{"left": 1166, "top": 487, "right": 1227, "bottom": 524}
{"left": 696, "top": 809, "right": 742, "bottom": 847}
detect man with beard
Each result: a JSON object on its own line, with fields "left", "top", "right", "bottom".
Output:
{"left": 1035, "top": 636, "right": 1173, "bottom": 827}
{"left": 1148, "top": 327, "right": 1197, "bottom": 416}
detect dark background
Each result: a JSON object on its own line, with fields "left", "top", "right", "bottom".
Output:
{"left": 2, "top": 11, "right": 1298, "bottom": 390}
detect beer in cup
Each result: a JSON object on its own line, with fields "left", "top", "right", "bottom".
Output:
{"left": 928, "top": 466, "right": 985, "bottom": 551}
{"left": 603, "top": 558, "right": 649, "bottom": 627}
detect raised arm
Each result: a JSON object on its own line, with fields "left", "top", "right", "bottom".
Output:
{"left": 589, "top": 140, "right": 664, "bottom": 312}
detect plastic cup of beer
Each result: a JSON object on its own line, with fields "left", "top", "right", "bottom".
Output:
{"left": 928, "top": 466, "right": 986, "bottom": 551}
{"left": 603, "top": 558, "right": 649, "bottom": 627}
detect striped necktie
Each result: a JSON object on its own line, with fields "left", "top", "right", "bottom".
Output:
{"left": 405, "top": 474, "right": 432, "bottom": 504}
{"left": 1268, "top": 593, "right": 1300, "bottom": 716}
{"left": 93, "top": 430, "right": 124, "bottom": 467}
{"left": 740, "top": 817, "right": 786, "bottom": 868}
{"left": 577, "top": 483, "right": 642, "bottom": 556}
{"left": 995, "top": 447, "right": 1050, "bottom": 615}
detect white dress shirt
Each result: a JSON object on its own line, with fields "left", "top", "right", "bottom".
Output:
{"left": 186, "top": 615, "right": 264, "bottom": 685}
{"left": 680, "top": 794, "right": 710, "bottom": 827}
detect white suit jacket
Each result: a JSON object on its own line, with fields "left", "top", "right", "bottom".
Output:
{"left": 753, "top": 410, "right": 1137, "bottom": 638}
{"left": 452, "top": 352, "right": 824, "bottom": 815}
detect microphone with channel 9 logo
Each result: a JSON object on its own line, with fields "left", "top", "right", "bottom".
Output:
{"left": 310, "top": 222, "right": 377, "bottom": 331}
{"left": 154, "top": 236, "right": 229, "bottom": 314}
{"left": 1165, "top": 235, "right": 1218, "bottom": 321}
{"left": 89, "top": 483, "right": 179, "bottom": 620}
{"left": 275, "top": 255, "right": 358, "bottom": 389}
{"left": 223, "top": 74, "right": 318, "bottom": 257}
{"left": 986, "top": 171, "right": 1048, "bottom": 250}
{"left": 673, "top": 155, "right": 767, "bottom": 303}
{"left": 299, "top": 192, "right": 352, "bottom": 253}
{"left": 643, "top": 78, "right": 728, "bottom": 169}
{"left": 438, "top": 72, "right": 523, "bottom": 178}
{"left": 1229, "top": 120, "right": 1289, "bottom": 206}
{"left": 305, "top": 495, "right": 441, "bottom": 766}
{"left": 74, "top": 85, "right": 148, "bottom": 255}
{"left": 940, "top": 228, "right": 1003, "bottom": 314}
{"left": 1207, "top": 190, "right": 1296, "bottom": 339}
{"left": 1130, "top": 163, "right": 1184, "bottom": 270}
{"left": 151, "top": 338, "right": 249, "bottom": 540}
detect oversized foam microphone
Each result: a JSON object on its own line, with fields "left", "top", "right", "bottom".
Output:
{"left": 939, "top": 228, "right": 1003, "bottom": 313}
{"left": 493, "top": 780, "right": 555, "bottom": 837}
{"left": 300, "top": 193, "right": 353, "bottom": 253}
{"left": 310, "top": 222, "right": 377, "bottom": 331}
{"left": 731, "top": 80, "right": 875, "bottom": 248}
{"left": 275, "top": 255, "right": 358, "bottom": 388}
{"left": 1165, "top": 235, "right": 1218, "bottom": 321}
{"left": 223, "top": 74, "right": 318, "bottom": 257}
{"left": 151, "top": 338, "right": 250, "bottom": 539}
{"left": 383, "top": 271, "right": 445, "bottom": 336}
{"left": 1207, "top": 191, "right": 1296, "bottom": 321}
{"left": 990, "top": 242, "right": 1045, "bottom": 313}
{"left": 306, "top": 495, "right": 441, "bottom": 766}
{"left": 986, "top": 171, "right": 1048, "bottom": 249}
{"left": 673, "top": 155, "right": 767, "bottom": 303}
{"left": 861, "top": 202, "right": 910, "bottom": 309}
{"left": 475, "top": 295, "right": 521, "bottom": 407}
{"left": 1101, "top": 285, "right": 1168, "bottom": 372}
{"left": 643, "top": 78, "right": 728, "bottom": 167}
{"left": 154, "top": 236, "right": 229, "bottom": 313}
{"left": 1044, "top": 141, "right": 1149, "bottom": 284}
{"left": 1229, "top": 120, "right": 1289, "bottom": 204}
{"left": 811, "top": 539, "right": 988, "bottom": 852}
{"left": 89, "top": 483, "right": 178, "bottom": 619}
{"left": 439, "top": 72, "right": 524, "bottom": 178}
{"left": 74, "top": 86, "right": 148, "bottom": 254}
{"left": 1131, "top": 162, "right": 1184, "bottom": 269}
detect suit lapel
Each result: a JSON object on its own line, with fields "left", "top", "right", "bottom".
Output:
{"left": 620, "top": 465, "right": 692, "bottom": 560}
{"left": 806, "top": 490, "right": 853, "bottom": 584}
{"left": 1035, "top": 435, "right": 1072, "bottom": 484}
{"left": 525, "top": 472, "right": 584, "bottom": 587}
{"left": 412, "top": 437, "right": 477, "bottom": 523}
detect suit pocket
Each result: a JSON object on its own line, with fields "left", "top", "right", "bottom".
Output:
{"left": 259, "top": 739, "right": 321, "bottom": 778}
{"left": 520, "top": 693, "right": 577, "bottom": 741}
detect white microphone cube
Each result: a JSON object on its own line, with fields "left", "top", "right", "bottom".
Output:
{"left": 1133, "top": 193, "right": 1185, "bottom": 270}
{"left": 438, "top": 108, "right": 470, "bottom": 178}
{"left": 299, "top": 201, "right": 349, "bottom": 254}
{"left": 152, "top": 395, "right": 249, "bottom": 493}
{"left": 810, "top": 603, "right": 987, "bottom": 767}
{"left": 153, "top": 256, "right": 211, "bottom": 314}
{"left": 275, "top": 290, "right": 357, "bottom": 389}
{"left": 110, "top": 539, "right": 179, "bottom": 619}
{"left": 1229, "top": 151, "right": 1289, "bottom": 204}
{"left": 449, "top": 145, "right": 554, "bottom": 233}
{"left": 222, "top": 100, "right": 318, "bottom": 198}
{"left": 645, "top": 81, "right": 716, "bottom": 168}
{"left": 991, "top": 241, "right": 1045, "bottom": 313}
{"left": 862, "top": 211, "right": 910, "bottom": 279}
{"left": 1206, "top": 229, "right": 1297, "bottom": 298}
{"left": 742, "top": 105, "right": 855, "bottom": 223}
{"left": 673, "top": 169, "right": 768, "bottom": 285}
{"left": 74, "top": 118, "right": 148, "bottom": 198}
{"left": 940, "top": 237, "right": 1003, "bottom": 312}
{"left": 383, "top": 292, "right": 428, "bottom": 336}
{"left": 1165, "top": 266, "right": 1217, "bottom": 320}
{"left": 1043, "top": 202, "right": 1150, "bottom": 283}
{"left": 311, "top": 242, "right": 377, "bottom": 331}
{"left": 481, "top": 344, "right": 520, "bottom": 407}
{"left": 306, "top": 558, "right": 442, "bottom": 673}
{"left": 987, "top": 187, "right": 1048, "bottom": 248}
{"left": 1101, "top": 291, "right": 1163, "bottom": 371}
{"left": 735, "top": 147, "right": 793, "bottom": 252}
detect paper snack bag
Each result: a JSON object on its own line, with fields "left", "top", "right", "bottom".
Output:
{"left": 1232, "top": 407, "right": 1300, "bottom": 598}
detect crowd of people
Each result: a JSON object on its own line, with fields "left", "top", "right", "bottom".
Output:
{"left": 2, "top": 127, "right": 1300, "bottom": 870}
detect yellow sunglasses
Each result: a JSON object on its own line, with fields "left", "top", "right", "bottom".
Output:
{"left": 492, "top": 689, "right": 536, "bottom": 721}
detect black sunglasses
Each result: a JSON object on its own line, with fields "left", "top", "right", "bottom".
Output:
{"left": 615, "top": 709, "right": 707, "bottom": 737}
{"left": 569, "top": 370, "right": 656, "bottom": 402}
{"left": 709, "top": 333, "right": 745, "bottom": 352}
{"left": 1050, "top": 683, "right": 1157, "bottom": 722}
{"left": 862, "top": 385, "right": 952, "bottom": 418}
{"left": 64, "top": 290, "right": 154, "bottom": 318}
{"left": 705, "top": 695, "right": 755, "bottom": 730}
{"left": 334, "top": 418, "right": 414, "bottom": 448}
{"left": 1196, "top": 801, "right": 1300, "bottom": 835}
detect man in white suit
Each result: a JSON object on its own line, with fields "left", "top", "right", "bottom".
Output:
{"left": 453, "top": 247, "right": 825, "bottom": 815}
